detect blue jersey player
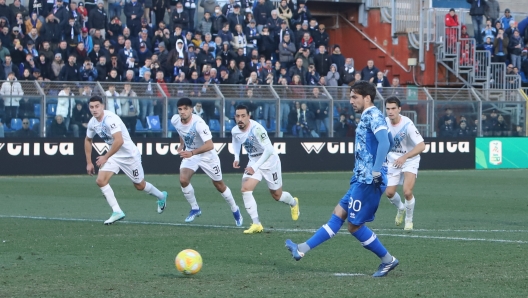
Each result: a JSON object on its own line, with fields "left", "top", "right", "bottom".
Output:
{"left": 285, "top": 81, "right": 399, "bottom": 277}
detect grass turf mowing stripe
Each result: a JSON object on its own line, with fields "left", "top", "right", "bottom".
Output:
{"left": 2, "top": 214, "right": 528, "bottom": 244}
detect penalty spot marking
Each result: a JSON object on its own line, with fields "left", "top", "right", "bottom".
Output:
{"left": 1, "top": 215, "right": 528, "bottom": 244}
{"left": 334, "top": 273, "right": 366, "bottom": 277}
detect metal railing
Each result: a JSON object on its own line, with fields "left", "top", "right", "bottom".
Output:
{"left": 1, "top": 82, "right": 527, "bottom": 138}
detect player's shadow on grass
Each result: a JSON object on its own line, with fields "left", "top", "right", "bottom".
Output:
{"left": 158, "top": 273, "right": 199, "bottom": 279}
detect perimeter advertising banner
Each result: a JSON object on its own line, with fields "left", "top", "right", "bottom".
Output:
{"left": 0, "top": 137, "right": 475, "bottom": 175}
{"left": 476, "top": 138, "right": 528, "bottom": 169}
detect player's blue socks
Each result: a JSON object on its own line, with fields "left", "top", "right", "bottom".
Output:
{"left": 303, "top": 214, "right": 344, "bottom": 252}
{"left": 352, "top": 225, "right": 390, "bottom": 261}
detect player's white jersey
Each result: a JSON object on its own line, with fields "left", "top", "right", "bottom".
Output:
{"left": 386, "top": 115, "right": 424, "bottom": 163}
{"left": 231, "top": 119, "right": 278, "bottom": 167}
{"left": 87, "top": 110, "right": 140, "bottom": 158}
{"left": 171, "top": 114, "right": 216, "bottom": 159}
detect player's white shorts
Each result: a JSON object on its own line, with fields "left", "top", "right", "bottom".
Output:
{"left": 387, "top": 159, "right": 420, "bottom": 186}
{"left": 180, "top": 153, "right": 223, "bottom": 181}
{"left": 100, "top": 155, "right": 144, "bottom": 184}
{"left": 243, "top": 157, "right": 283, "bottom": 190}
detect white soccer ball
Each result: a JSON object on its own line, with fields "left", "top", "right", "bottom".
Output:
{"left": 175, "top": 249, "right": 203, "bottom": 275}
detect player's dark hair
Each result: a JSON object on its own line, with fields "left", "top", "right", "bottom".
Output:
{"left": 235, "top": 104, "right": 250, "bottom": 115}
{"left": 385, "top": 96, "right": 401, "bottom": 107}
{"left": 350, "top": 80, "right": 377, "bottom": 103}
{"left": 177, "top": 97, "right": 193, "bottom": 107}
{"left": 89, "top": 96, "right": 103, "bottom": 104}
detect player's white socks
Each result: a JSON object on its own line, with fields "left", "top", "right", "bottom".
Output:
{"left": 143, "top": 182, "right": 164, "bottom": 200}
{"left": 278, "top": 191, "right": 296, "bottom": 206}
{"left": 405, "top": 197, "right": 415, "bottom": 222}
{"left": 182, "top": 184, "right": 199, "bottom": 210}
{"left": 242, "top": 191, "right": 260, "bottom": 224}
{"left": 388, "top": 192, "right": 405, "bottom": 210}
{"left": 100, "top": 184, "right": 122, "bottom": 213}
{"left": 221, "top": 186, "right": 238, "bottom": 212}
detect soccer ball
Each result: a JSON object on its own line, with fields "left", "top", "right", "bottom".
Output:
{"left": 175, "top": 249, "right": 202, "bottom": 275}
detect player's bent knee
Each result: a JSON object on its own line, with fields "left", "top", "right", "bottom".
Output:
{"left": 95, "top": 178, "right": 107, "bottom": 187}
{"left": 403, "top": 190, "right": 413, "bottom": 199}
{"left": 134, "top": 181, "right": 146, "bottom": 191}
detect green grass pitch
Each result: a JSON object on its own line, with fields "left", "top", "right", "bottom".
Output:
{"left": 1, "top": 170, "right": 527, "bottom": 297}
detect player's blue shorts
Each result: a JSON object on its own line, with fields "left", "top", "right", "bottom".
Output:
{"left": 338, "top": 176, "right": 387, "bottom": 225}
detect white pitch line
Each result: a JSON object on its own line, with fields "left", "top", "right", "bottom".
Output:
{"left": 334, "top": 273, "right": 366, "bottom": 276}
{"left": 1, "top": 215, "right": 528, "bottom": 244}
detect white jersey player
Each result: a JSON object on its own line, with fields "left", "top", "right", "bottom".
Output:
{"left": 84, "top": 96, "right": 168, "bottom": 225}
{"left": 171, "top": 97, "right": 242, "bottom": 225}
{"left": 231, "top": 105, "right": 299, "bottom": 234}
{"left": 384, "top": 97, "right": 425, "bottom": 231}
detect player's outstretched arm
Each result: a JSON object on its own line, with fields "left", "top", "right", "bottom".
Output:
{"left": 232, "top": 135, "right": 242, "bottom": 168}
{"left": 84, "top": 137, "right": 95, "bottom": 176}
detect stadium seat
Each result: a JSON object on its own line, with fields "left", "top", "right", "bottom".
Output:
{"left": 29, "top": 118, "right": 40, "bottom": 129}
{"left": 136, "top": 119, "right": 147, "bottom": 132}
{"left": 46, "top": 103, "right": 57, "bottom": 117}
{"left": 269, "top": 119, "right": 277, "bottom": 131}
{"left": 168, "top": 118, "right": 176, "bottom": 131}
{"left": 146, "top": 115, "right": 161, "bottom": 131}
{"left": 209, "top": 119, "right": 220, "bottom": 132}
{"left": 333, "top": 106, "right": 339, "bottom": 119}
{"left": 257, "top": 119, "right": 269, "bottom": 130}
{"left": 34, "top": 103, "right": 41, "bottom": 118}
{"left": 319, "top": 122, "right": 327, "bottom": 133}
{"left": 225, "top": 119, "right": 235, "bottom": 131}
{"left": 11, "top": 118, "right": 22, "bottom": 131}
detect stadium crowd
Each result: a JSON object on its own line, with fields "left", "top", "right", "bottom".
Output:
{"left": 0, "top": 0, "right": 524, "bottom": 138}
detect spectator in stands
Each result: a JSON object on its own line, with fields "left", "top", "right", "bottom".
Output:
{"left": 119, "top": 83, "right": 139, "bottom": 135}
{"left": 89, "top": 0, "right": 108, "bottom": 40}
{"left": 505, "top": 20, "right": 518, "bottom": 40}
{"left": 277, "top": 0, "right": 292, "bottom": 26}
{"left": 125, "top": 0, "right": 144, "bottom": 35}
{"left": 0, "top": 72, "right": 23, "bottom": 129}
{"left": 325, "top": 63, "right": 339, "bottom": 87}
{"left": 279, "top": 32, "right": 295, "bottom": 69}
{"left": 1, "top": 55, "right": 19, "bottom": 81}
{"left": 360, "top": 59, "right": 379, "bottom": 83}
{"left": 71, "top": 101, "right": 91, "bottom": 136}
{"left": 483, "top": 36, "right": 494, "bottom": 58}
{"left": 456, "top": 121, "right": 470, "bottom": 137}
{"left": 14, "top": 118, "right": 36, "bottom": 137}
{"left": 59, "top": 55, "right": 81, "bottom": 81}
{"left": 212, "top": 5, "right": 227, "bottom": 35}
{"left": 49, "top": 114, "right": 68, "bottom": 137}
{"left": 294, "top": 0, "right": 311, "bottom": 25}
{"left": 388, "top": 77, "right": 405, "bottom": 97}
{"left": 437, "top": 107, "right": 456, "bottom": 135}
{"left": 105, "top": 82, "right": 121, "bottom": 116}
{"left": 467, "top": 0, "right": 485, "bottom": 44}
{"left": 499, "top": 8, "right": 513, "bottom": 31}
{"left": 508, "top": 30, "right": 523, "bottom": 70}
{"left": 485, "top": 0, "right": 500, "bottom": 26}
{"left": 373, "top": 71, "right": 390, "bottom": 88}
{"left": 313, "top": 23, "right": 329, "bottom": 49}
{"left": 495, "top": 114, "right": 508, "bottom": 135}
{"left": 481, "top": 19, "right": 496, "bottom": 42}
{"left": 513, "top": 124, "right": 524, "bottom": 136}
{"left": 200, "top": 0, "right": 217, "bottom": 16}
{"left": 445, "top": 8, "right": 459, "bottom": 53}
{"left": 309, "top": 87, "right": 329, "bottom": 135}
{"left": 231, "top": 23, "right": 247, "bottom": 53}
{"left": 51, "top": 53, "right": 64, "bottom": 79}
{"left": 289, "top": 57, "right": 307, "bottom": 85}
{"left": 338, "top": 57, "right": 355, "bottom": 86}
{"left": 253, "top": 0, "right": 271, "bottom": 33}
{"left": 80, "top": 60, "right": 98, "bottom": 81}
{"left": 17, "top": 97, "right": 33, "bottom": 119}
{"left": 313, "top": 43, "right": 330, "bottom": 74}
{"left": 305, "top": 63, "right": 320, "bottom": 86}
{"left": 334, "top": 114, "right": 350, "bottom": 137}
{"left": 57, "top": 85, "right": 78, "bottom": 137}
{"left": 228, "top": 4, "right": 244, "bottom": 33}
{"left": 493, "top": 28, "right": 508, "bottom": 63}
